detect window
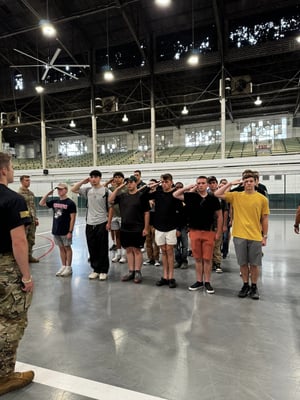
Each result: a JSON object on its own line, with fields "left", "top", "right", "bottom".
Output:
{"left": 58, "top": 139, "right": 87, "bottom": 156}
{"left": 98, "top": 135, "right": 127, "bottom": 154}
{"left": 185, "top": 126, "right": 221, "bottom": 147}
{"left": 239, "top": 117, "right": 287, "bottom": 143}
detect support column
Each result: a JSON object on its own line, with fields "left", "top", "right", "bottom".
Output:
{"left": 220, "top": 69, "right": 226, "bottom": 160}
{"left": 40, "top": 93, "right": 47, "bottom": 169}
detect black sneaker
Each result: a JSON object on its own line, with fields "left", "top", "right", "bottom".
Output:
{"left": 205, "top": 282, "right": 215, "bottom": 294}
{"left": 110, "top": 244, "right": 117, "bottom": 251}
{"left": 133, "top": 271, "right": 142, "bottom": 283}
{"left": 188, "top": 281, "right": 204, "bottom": 291}
{"left": 121, "top": 271, "right": 135, "bottom": 281}
{"left": 249, "top": 286, "right": 260, "bottom": 300}
{"left": 143, "top": 259, "right": 155, "bottom": 265}
{"left": 168, "top": 278, "right": 177, "bottom": 288}
{"left": 156, "top": 277, "right": 169, "bottom": 286}
{"left": 238, "top": 283, "right": 250, "bottom": 298}
{"left": 216, "top": 265, "right": 223, "bottom": 273}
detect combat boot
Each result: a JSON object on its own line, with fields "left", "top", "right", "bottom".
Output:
{"left": 0, "top": 370, "right": 34, "bottom": 395}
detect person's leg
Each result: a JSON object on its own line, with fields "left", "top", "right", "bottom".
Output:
{"left": 180, "top": 227, "right": 189, "bottom": 267}
{"left": 64, "top": 246, "right": 73, "bottom": 267}
{"left": 194, "top": 258, "right": 204, "bottom": 282}
{"left": 145, "top": 230, "right": 154, "bottom": 261}
{"left": 96, "top": 223, "right": 109, "bottom": 274}
{"left": 133, "top": 247, "right": 143, "bottom": 271}
{"left": 160, "top": 244, "right": 168, "bottom": 279}
{"left": 58, "top": 245, "right": 67, "bottom": 266}
{"left": 165, "top": 244, "right": 175, "bottom": 279}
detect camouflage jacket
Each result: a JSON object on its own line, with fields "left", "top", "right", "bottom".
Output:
{"left": 18, "top": 187, "right": 37, "bottom": 220}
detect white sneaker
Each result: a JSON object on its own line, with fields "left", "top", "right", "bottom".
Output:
{"left": 154, "top": 261, "right": 160, "bottom": 267}
{"left": 99, "top": 273, "right": 108, "bottom": 281}
{"left": 88, "top": 272, "right": 99, "bottom": 279}
{"left": 119, "top": 256, "right": 126, "bottom": 263}
{"left": 112, "top": 255, "right": 121, "bottom": 262}
{"left": 61, "top": 266, "right": 73, "bottom": 277}
{"left": 56, "top": 266, "right": 66, "bottom": 276}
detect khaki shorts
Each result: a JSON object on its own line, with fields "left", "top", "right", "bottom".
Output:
{"left": 155, "top": 229, "right": 177, "bottom": 246}
{"left": 189, "top": 230, "right": 215, "bottom": 260}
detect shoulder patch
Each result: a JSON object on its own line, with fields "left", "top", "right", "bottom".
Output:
{"left": 20, "top": 210, "right": 30, "bottom": 218}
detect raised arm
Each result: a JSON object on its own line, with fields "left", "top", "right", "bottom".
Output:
{"left": 39, "top": 189, "right": 54, "bottom": 206}
{"left": 71, "top": 177, "right": 90, "bottom": 193}
{"left": 214, "top": 179, "right": 242, "bottom": 199}
{"left": 173, "top": 183, "right": 195, "bottom": 201}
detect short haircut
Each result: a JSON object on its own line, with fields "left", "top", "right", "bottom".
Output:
{"left": 89, "top": 169, "right": 102, "bottom": 178}
{"left": 113, "top": 171, "right": 124, "bottom": 178}
{"left": 0, "top": 152, "right": 11, "bottom": 170}
{"left": 134, "top": 170, "right": 141, "bottom": 175}
{"left": 161, "top": 173, "right": 173, "bottom": 181}
{"left": 20, "top": 175, "right": 30, "bottom": 182}
{"left": 242, "top": 172, "right": 255, "bottom": 180}
{"left": 197, "top": 175, "right": 208, "bottom": 182}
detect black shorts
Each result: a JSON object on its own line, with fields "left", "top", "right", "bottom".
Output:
{"left": 120, "top": 230, "right": 146, "bottom": 249}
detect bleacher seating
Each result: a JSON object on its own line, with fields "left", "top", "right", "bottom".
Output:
{"left": 12, "top": 138, "right": 300, "bottom": 170}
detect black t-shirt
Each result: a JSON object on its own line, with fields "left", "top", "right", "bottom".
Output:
{"left": 115, "top": 191, "right": 150, "bottom": 232}
{"left": 0, "top": 184, "right": 31, "bottom": 253}
{"left": 148, "top": 190, "right": 183, "bottom": 231}
{"left": 46, "top": 198, "right": 77, "bottom": 235}
{"left": 183, "top": 192, "right": 221, "bottom": 231}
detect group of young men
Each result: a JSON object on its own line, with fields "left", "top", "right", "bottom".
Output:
{"left": 37, "top": 167, "right": 270, "bottom": 302}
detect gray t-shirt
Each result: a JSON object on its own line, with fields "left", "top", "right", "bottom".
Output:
{"left": 79, "top": 186, "right": 108, "bottom": 225}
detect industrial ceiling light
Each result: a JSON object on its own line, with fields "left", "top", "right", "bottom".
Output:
{"left": 103, "top": 68, "right": 114, "bottom": 82}
{"left": 187, "top": 51, "right": 199, "bottom": 66}
{"left": 155, "top": 0, "right": 171, "bottom": 7}
{"left": 35, "top": 85, "right": 44, "bottom": 94}
{"left": 296, "top": 35, "right": 300, "bottom": 43}
{"left": 187, "top": 0, "right": 199, "bottom": 66}
{"left": 103, "top": 10, "right": 114, "bottom": 82}
{"left": 69, "top": 119, "right": 76, "bottom": 128}
{"left": 39, "top": 19, "right": 56, "bottom": 38}
{"left": 122, "top": 113, "right": 128, "bottom": 122}
{"left": 254, "top": 96, "right": 262, "bottom": 106}
{"left": 181, "top": 106, "right": 189, "bottom": 115}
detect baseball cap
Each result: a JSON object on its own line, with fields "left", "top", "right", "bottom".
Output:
{"left": 89, "top": 169, "right": 102, "bottom": 178}
{"left": 56, "top": 183, "right": 68, "bottom": 190}
{"left": 127, "top": 175, "right": 137, "bottom": 182}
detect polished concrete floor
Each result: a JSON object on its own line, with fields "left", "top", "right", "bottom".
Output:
{"left": 3, "top": 210, "right": 300, "bottom": 400}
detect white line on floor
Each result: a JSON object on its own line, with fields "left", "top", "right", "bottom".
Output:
{"left": 16, "top": 362, "right": 167, "bottom": 400}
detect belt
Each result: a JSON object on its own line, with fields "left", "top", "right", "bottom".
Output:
{"left": 0, "top": 252, "right": 13, "bottom": 257}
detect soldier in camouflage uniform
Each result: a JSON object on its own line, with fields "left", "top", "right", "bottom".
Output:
{"left": 0, "top": 152, "right": 35, "bottom": 395}
{"left": 18, "top": 175, "right": 39, "bottom": 263}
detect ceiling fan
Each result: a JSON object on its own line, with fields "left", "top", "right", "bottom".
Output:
{"left": 11, "top": 48, "right": 89, "bottom": 81}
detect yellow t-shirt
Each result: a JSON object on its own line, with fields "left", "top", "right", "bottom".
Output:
{"left": 225, "top": 191, "right": 270, "bottom": 241}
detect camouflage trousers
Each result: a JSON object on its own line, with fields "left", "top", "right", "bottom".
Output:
{"left": 0, "top": 255, "right": 32, "bottom": 377}
{"left": 26, "top": 221, "right": 36, "bottom": 257}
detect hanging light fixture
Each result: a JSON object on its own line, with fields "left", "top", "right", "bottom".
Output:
{"left": 187, "top": 0, "right": 199, "bottom": 66}
{"left": 155, "top": 0, "right": 172, "bottom": 7}
{"left": 103, "top": 10, "right": 114, "bottom": 81}
{"left": 181, "top": 106, "right": 189, "bottom": 115}
{"left": 122, "top": 113, "right": 128, "bottom": 122}
{"left": 35, "top": 85, "right": 44, "bottom": 94}
{"left": 254, "top": 96, "right": 262, "bottom": 106}
{"left": 69, "top": 119, "right": 76, "bottom": 128}
{"left": 39, "top": 19, "right": 56, "bottom": 37}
